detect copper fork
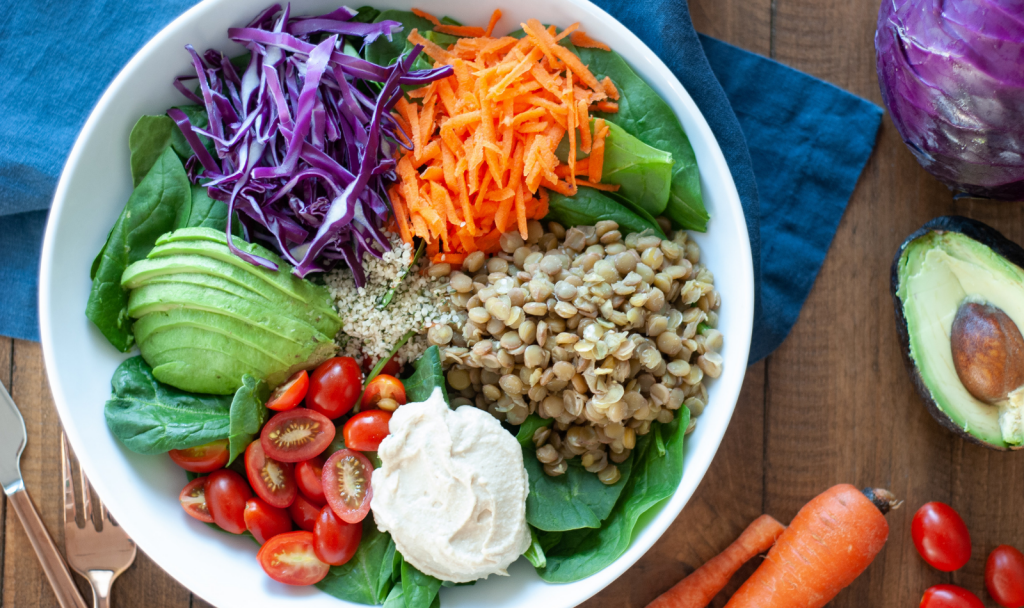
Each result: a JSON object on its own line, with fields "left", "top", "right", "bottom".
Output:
{"left": 62, "top": 433, "right": 137, "bottom": 608}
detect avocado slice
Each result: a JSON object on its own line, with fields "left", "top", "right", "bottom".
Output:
{"left": 893, "top": 216, "right": 1024, "bottom": 450}
{"left": 150, "top": 228, "right": 338, "bottom": 320}
{"left": 123, "top": 263, "right": 338, "bottom": 336}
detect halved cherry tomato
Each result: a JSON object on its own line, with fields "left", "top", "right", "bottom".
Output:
{"left": 361, "top": 375, "right": 406, "bottom": 411}
{"left": 179, "top": 477, "right": 214, "bottom": 523}
{"left": 267, "top": 370, "right": 309, "bottom": 412}
{"left": 295, "top": 456, "right": 327, "bottom": 506}
{"left": 257, "top": 531, "right": 330, "bottom": 586}
{"left": 288, "top": 493, "right": 322, "bottom": 533}
{"left": 343, "top": 410, "right": 393, "bottom": 451}
{"left": 244, "top": 498, "right": 293, "bottom": 544}
{"left": 244, "top": 440, "right": 297, "bottom": 508}
{"left": 204, "top": 469, "right": 252, "bottom": 534}
{"left": 913, "top": 502, "right": 972, "bottom": 572}
{"left": 921, "top": 584, "right": 985, "bottom": 608}
{"left": 307, "top": 357, "right": 363, "bottom": 419}
{"left": 314, "top": 506, "right": 362, "bottom": 566}
{"left": 322, "top": 449, "right": 373, "bottom": 524}
{"left": 168, "top": 439, "right": 230, "bottom": 473}
{"left": 987, "top": 545, "right": 1024, "bottom": 608}
{"left": 261, "top": 408, "right": 335, "bottom": 463}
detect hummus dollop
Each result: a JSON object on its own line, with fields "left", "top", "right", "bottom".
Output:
{"left": 370, "top": 387, "right": 531, "bottom": 583}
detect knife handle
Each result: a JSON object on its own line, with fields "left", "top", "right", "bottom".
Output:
{"left": 8, "top": 489, "right": 89, "bottom": 608}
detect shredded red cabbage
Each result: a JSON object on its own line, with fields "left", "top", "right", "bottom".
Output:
{"left": 168, "top": 4, "right": 452, "bottom": 285}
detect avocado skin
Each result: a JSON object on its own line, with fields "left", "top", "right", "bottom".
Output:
{"left": 891, "top": 216, "right": 1024, "bottom": 451}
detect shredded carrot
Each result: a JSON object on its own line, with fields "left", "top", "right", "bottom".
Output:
{"left": 570, "top": 30, "right": 611, "bottom": 51}
{"left": 484, "top": 9, "right": 502, "bottom": 36}
{"left": 388, "top": 11, "right": 622, "bottom": 256}
{"left": 435, "top": 24, "right": 487, "bottom": 37}
{"left": 411, "top": 8, "right": 441, "bottom": 26}
{"left": 594, "top": 100, "right": 619, "bottom": 113}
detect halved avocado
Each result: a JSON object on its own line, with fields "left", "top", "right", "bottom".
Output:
{"left": 892, "top": 216, "right": 1024, "bottom": 450}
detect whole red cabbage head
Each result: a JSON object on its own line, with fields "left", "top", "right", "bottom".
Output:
{"left": 876, "top": 0, "right": 1024, "bottom": 200}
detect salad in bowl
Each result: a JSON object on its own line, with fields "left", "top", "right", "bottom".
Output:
{"left": 40, "top": 1, "right": 753, "bottom": 606}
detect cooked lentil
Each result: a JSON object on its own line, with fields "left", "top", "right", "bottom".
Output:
{"left": 433, "top": 220, "right": 723, "bottom": 484}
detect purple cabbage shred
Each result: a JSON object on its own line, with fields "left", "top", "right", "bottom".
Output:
{"left": 168, "top": 4, "right": 453, "bottom": 285}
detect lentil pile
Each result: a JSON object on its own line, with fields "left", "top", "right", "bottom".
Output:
{"left": 430, "top": 219, "right": 723, "bottom": 485}
{"left": 327, "top": 236, "right": 457, "bottom": 367}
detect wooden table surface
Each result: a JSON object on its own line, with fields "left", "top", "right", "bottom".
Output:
{"left": 5, "top": 0, "right": 1024, "bottom": 606}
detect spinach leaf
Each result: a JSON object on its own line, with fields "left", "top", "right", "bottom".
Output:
{"left": 401, "top": 560, "right": 443, "bottom": 608}
{"left": 403, "top": 345, "right": 447, "bottom": 404}
{"left": 227, "top": 374, "right": 269, "bottom": 465}
{"left": 377, "top": 537, "right": 399, "bottom": 601}
{"left": 87, "top": 147, "right": 191, "bottom": 351}
{"left": 577, "top": 48, "right": 708, "bottom": 231}
{"left": 382, "top": 584, "right": 405, "bottom": 608}
{"left": 524, "top": 527, "right": 547, "bottom": 569}
{"left": 557, "top": 120, "right": 674, "bottom": 216}
{"left": 350, "top": 6, "right": 381, "bottom": 24}
{"left": 129, "top": 116, "right": 186, "bottom": 187}
{"left": 537, "top": 408, "right": 690, "bottom": 582}
{"left": 316, "top": 518, "right": 395, "bottom": 605}
{"left": 547, "top": 187, "right": 665, "bottom": 239}
{"left": 365, "top": 10, "right": 437, "bottom": 68}
{"left": 186, "top": 185, "right": 243, "bottom": 236}
{"left": 515, "top": 415, "right": 635, "bottom": 532}
{"left": 104, "top": 356, "right": 232, "bottom": 454}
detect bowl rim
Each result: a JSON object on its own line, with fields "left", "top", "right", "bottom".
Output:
{"left": 39, "top": 0, "right": 754, "bottom": 605}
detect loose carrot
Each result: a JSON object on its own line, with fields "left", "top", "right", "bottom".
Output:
{"left": 411, "top": 8, "right": 441, "bottom": 26}
{"left": 723, "top": 485, "right": 896, "bottom": 608}
{"left": 484, "top": 9, "right": 502, "bottom": 36}
{"left": 435, "top": 24, "right": 487, "bottom": 37}
{"left": 646, "top": 515, "right": 786, "bottom": 608}
{"left": 570, "top": 30, "right": 611, "bottom": 51}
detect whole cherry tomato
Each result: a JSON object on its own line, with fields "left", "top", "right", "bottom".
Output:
{"left": 288, "top": 493, "right": 322, "bottom": 533}
{"left": 267, "top": 370, "right": 309, "bottom": 412}
{"left": 987, "top": 545, "right": 1024, "bottom": 608}
{"left": 313, "top": 506, "right": 362, "bottom": 566}
{"left": 244, "top": 498, "right": 293, "bottom": 544}
{"left": 361, "top": 375, "right": 406, "bottom": 411}
{"left": 342, "top": 410, "right": 393, "bottom": 451}
{"left": 168, "top": 439, "right": 230, "bottom": 473}
{"left": 912, "top": 502, "right": 972, "bottom": 571}
{"left": 295, "top": 456, "right": 327, "bottom": 506}
{"left": 307, "top": 357, "right": 363, "bottom": 419}
{"left": 204, "top": 469, "right": 253, "bottom": 534}
{"left": 920, "top": 584, "right": 984, "bottom": 608}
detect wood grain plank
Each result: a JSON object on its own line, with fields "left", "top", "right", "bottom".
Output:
{"left": 689, "top": 0, "right": 771, "bottom": 57}
{"left": 0, "top": 337, "right": 12, "bottom": 604}
{"left": 582, "top": 363, "right": 766, "bottom": 608}
{"left": 2, "top": 340, "right": 81, "bottom": 608}
{"left": 764, "top": 0, "right": 979, "bottom": 605}
{"left": 0, "top": 342, "right": 191, "bottom": 608}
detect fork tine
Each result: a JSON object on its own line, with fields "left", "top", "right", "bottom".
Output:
{"left": 61, "top": 431, "right": 78, "bottom": 527}
{"left": 79, "top": 460, "right": 94, "bottom": 529}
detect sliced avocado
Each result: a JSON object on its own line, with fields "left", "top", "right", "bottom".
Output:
{"left": 141, "top": 343, "right": 271, "bottom": 395}
{"left": 123, "top": 265, "right": 338, "bottom": 336}
{"left": 893, "top": 216, "right": 1024, "bottom": 450}
{"left": 132, "top": 308, "right": 321, "bottom": 357}
{"left": 126, "top": 282, "right": 331, "bottom": 345}
{"left": 150, "top": 227, "right": 338, "bottom": 320}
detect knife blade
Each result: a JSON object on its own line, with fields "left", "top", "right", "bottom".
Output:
{"left": 0, "top": 379, "right": 27, "bottom": 495}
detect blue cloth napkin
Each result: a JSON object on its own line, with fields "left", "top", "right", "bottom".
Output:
{"left": 0, "top": 0, "right": 881, "bottom": 364}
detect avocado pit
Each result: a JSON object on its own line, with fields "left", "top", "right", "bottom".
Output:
{"left": 950, "top": 301, "right": 1024, "bottom": 404}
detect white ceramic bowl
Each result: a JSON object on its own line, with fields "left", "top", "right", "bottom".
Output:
{"left": 39, "top": 0, "right": 754, "bottom": 606}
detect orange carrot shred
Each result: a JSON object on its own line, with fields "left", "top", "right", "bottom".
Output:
{"left": 420, "top": 165, "right": 444, "bottom": 181}
{"left": 485, "top": 9, "right": 502, "bottom": 36}
{"left": 602, "top": 77, "right": 619, "bottom": 100}
{"left": 553, "top": 22, "right": 580, "bottom": 42}
{"left": 594, "top": 100, "right": 619, "bottom": 112}
{"left": 408, "top": 29, "right": 453, "bottom": 64}
{"left": 569, "top": 30, "right": 611, "bottom": 51}
{"left": 577, "top": 99, "right": 592, "bottom": 154}
{"left": 411, "top": 8, "right": 441, "bottom": 26}
{"left": 435, "top": 24, "right": 487, "bottom": 37}
{"left": 577, "top": 179, "right": 618, "bottom": 192}
{"left": 588, "top": 118, "right": 606, "bottom": 182}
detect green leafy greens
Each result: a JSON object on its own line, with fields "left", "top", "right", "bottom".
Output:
{"left": 546, "top": 187, "right": 665, "bottom": 239}
{"left": 104, "top": 356, "right": 268, "bottom": 464}
{"left": 403, "top": 345, "right": 448, "bottom": 404}
{"left": 317, "top": 519, "right": 397, "bottom": 605}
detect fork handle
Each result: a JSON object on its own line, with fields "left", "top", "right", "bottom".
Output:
{"left": 8, "top": 489, "right": 89, "bottom": 608}
{"left": 85, "top": 570, "right": 115, "bottom": 608}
